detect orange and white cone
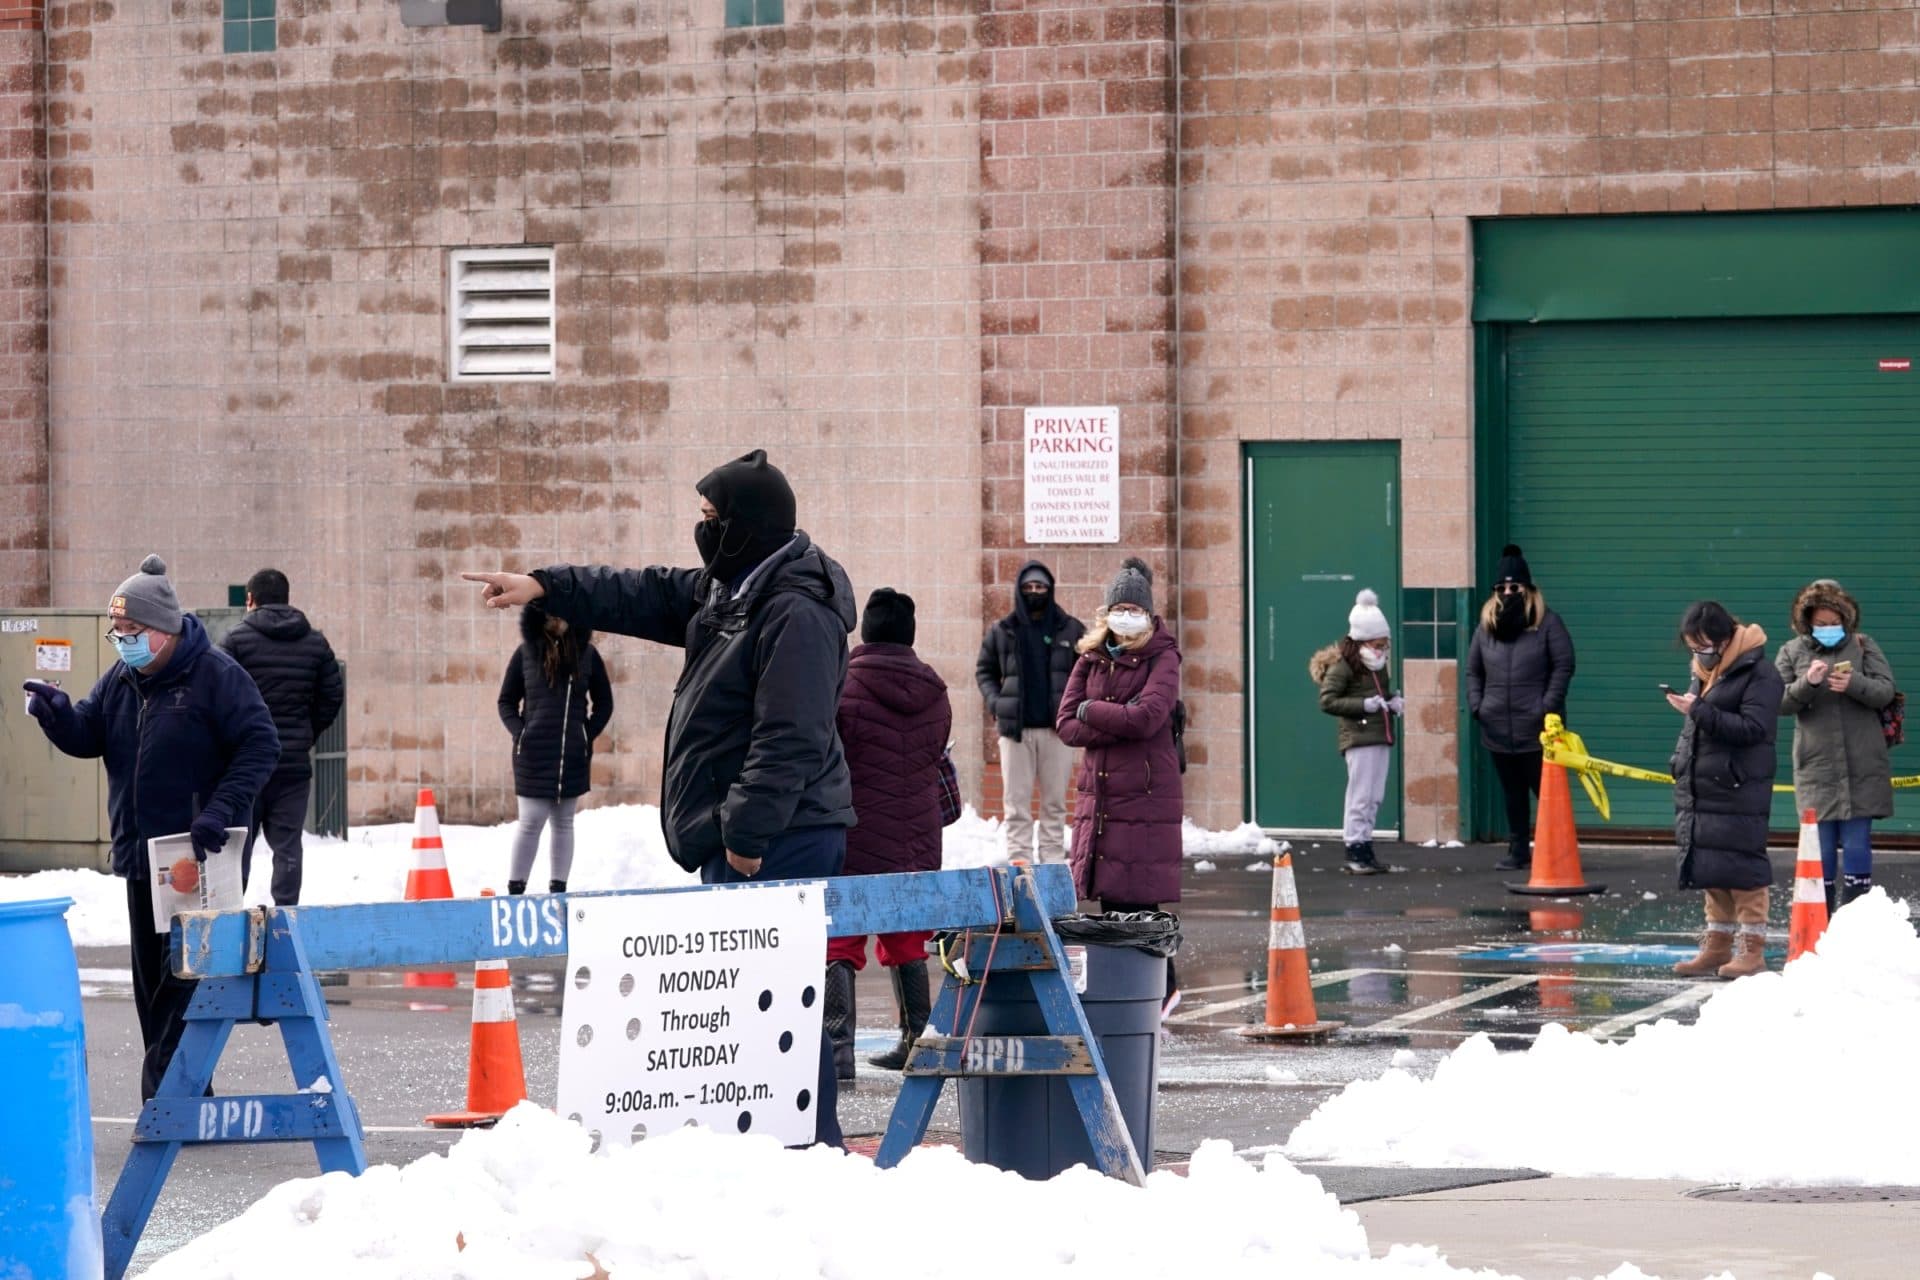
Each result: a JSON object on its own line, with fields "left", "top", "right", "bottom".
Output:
{"left": 1788, "top": 808, "right": 1830, "bottom": 963}
{"left": 404, "top": 787, "right": 457, "bottom": 989}
{"left": 1238, "top": 852, "right": 1342, "bottom": 1043}
{"left": 1507, "top": 761, "right": 1606, "bottom": 897}
{"left": 425, "top": 893, "right": 529, "bottom": 1128}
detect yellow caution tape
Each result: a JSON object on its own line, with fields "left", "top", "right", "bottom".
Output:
{"left": 1536, "top": 715, "right": 1920, "bottom": 821}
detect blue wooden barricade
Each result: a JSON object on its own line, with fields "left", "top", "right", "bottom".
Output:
{"left": 103, "top": 863, "right": 1141, "bottom": 1280}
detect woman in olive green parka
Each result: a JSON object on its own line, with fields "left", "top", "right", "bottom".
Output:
{"left": 1309, "top": 589, "right": 1402, "bottom": 876}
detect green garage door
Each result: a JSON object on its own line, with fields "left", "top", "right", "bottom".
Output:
{"left": 1504, "top": 315, "right": 1920, "bottom": 834}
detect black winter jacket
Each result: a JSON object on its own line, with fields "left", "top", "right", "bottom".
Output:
{"left": 975, "top": 604, "right": 1085, "bottom": 741}
{"left": 533, "top": 532, "right": 857, "bottom": 872}
{"left": 498, "top": 606, "right": 614, "bottom": 800}
{"left": 220, "top": 604, "right": 344, "bottom": 773}
{"left": 38, "top": 615, "right": 281, "bottom": 878}
{"left": 1672, "top": 647, "right": 1784, "bottom": 892}
{"left": 1466, "top": 610, "right": 1576, "bottom": 754}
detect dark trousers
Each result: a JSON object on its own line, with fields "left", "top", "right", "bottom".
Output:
{"left": 243, "top": 767, "right": 311, "bottom": 905}
{"left": 1489, "top": 750, "right": 1543, "bottom": 845}
{"left": 126, "top": 873, "right": 200, "bottom": 1102}
{"left": 700, "top": 825, "right": 848, "bottom": 1148}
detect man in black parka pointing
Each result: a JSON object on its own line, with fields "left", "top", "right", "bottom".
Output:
{"left": 464, "top": 449, "right": 856, "bottom": 1146}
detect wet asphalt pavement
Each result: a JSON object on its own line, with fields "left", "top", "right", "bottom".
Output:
{"left": 77, "top": 840, "right": 1919, "bottom": 1273}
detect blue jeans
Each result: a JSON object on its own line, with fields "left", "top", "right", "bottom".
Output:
{"left": 700, "top": 826, "right": 847, "bottom": 1148}
{"left": 1816, "top": 817, "right": 1874, "bottom": 880}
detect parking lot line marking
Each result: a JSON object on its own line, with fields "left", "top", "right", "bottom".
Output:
{"left": 1164, "top": 968, "right": 1374, "bottom": 1024}
{"left": 1360, "top": 975, "right": 1539, "bottom": 1035}
{"left": 1584, "top": 984, "right": 1716, "bottom": 1040}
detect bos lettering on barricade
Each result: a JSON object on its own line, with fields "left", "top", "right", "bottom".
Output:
{"left": 101, "top": 862, "right": 1138, "bottom": 1280}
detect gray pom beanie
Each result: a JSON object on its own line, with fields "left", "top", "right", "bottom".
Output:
{"left": 1105, "top": 556, "right": 1154, "bottom": 614}
{"left": 109, "top": 554, "right": 184, "bottom": 633}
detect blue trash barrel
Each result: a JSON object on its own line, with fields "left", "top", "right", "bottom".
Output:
{"left": 0, "top": 897, "right": 101, "bottom": 1280}
{"left": 958, "top": 940, "right": 1164, "bottom": 1178}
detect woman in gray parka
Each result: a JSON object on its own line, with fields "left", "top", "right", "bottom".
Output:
{"left": 1776, "top": 579, "right": 1897, "bottom": 913}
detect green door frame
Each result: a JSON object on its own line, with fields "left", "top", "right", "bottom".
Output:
{"left": 1470, "top": 207, "right": 1920, "bottom": 838}
{"left": 1242, "top": 441, "right": 1402, "bottom": 835}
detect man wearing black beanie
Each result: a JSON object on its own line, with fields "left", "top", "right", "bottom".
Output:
{"left": 464, "top": 448, "right": 857, "bottom": 1147}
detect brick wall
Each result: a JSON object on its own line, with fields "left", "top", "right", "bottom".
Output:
{"left": 1173, "top": 0, "right": 1920, "bottom": 835}
{"left": 0, "top": 10, "right": 44, "bottom": 607}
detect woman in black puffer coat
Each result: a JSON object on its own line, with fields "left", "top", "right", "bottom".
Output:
{"left": 1668, "top": 600, "right": 1783, "bottom": 982}
{"left": 497, "top": 601, "right": 614, "bottom": 894}
{"left": 1466, "top": 545, "right": 1576, "bottom": 871}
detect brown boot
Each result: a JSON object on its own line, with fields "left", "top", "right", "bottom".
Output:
{"left": 1672, "top": 929, "right": 1734, "bottom": 977}
{"left": 1717, "top": 930, "right": 1768, "bottom": 979}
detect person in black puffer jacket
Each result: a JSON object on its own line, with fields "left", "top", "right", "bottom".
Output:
{"left": 221, "top": 568, "right": 345, "bottom": 905}
{"left": 1668, "top": 600, "right": 1783, "bottom": 981}
{"left": 497, "top": 601, "right": 614, "bottom": 895}
{"left": 975, "top": 561, "right": 1086, "bottom": 863}
{"left": 1465, "top": 545, "right": 1576, "bottom": 871}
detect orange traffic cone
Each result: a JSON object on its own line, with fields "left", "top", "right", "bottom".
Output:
{"left": 1507, "top": 761, "right": 1605, "bottom": 897}
{"left": 1788, "top": 808, "right": 1830, "bottom": 962}
{"left": 405, "top": 787, "right": 457, "bottom": 990}
{"left": 1238, "top": 853, "right": 1342, "bottom": 1043}
{"left": 426, "top": 892, "right": 529, "bottom": 1127}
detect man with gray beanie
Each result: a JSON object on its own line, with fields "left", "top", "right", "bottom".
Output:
{"left": 24, "top": 554, "right": 280, "bottom": 1101}
{"left": 976, "top": 560, "right": 1084, "bottom": 862}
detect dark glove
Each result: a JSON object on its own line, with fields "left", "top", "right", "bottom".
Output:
{"left": 22, "top": 680, "right": 68, "bottom": 723}
{"left": 189, "top": 812, "right": 229, "bottom": 863}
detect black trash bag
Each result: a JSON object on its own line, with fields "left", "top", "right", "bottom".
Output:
{"left": 1053, "top": 910, "right": 1181, "bottom": 959}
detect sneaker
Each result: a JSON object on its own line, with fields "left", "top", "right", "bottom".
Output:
{"left": 1343, "top": 859, "right": 1385, "bottom": 876}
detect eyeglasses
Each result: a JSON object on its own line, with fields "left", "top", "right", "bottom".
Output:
{"left": 1107, "top": 606, "right": 1147, "bottom": 618}
{"left": 1362, "top": 638, "right": 1391, "bottom": 651}
{"left": 1496, "top": 583, "right": 1527, "bottom": 597}
{"left": 104, "top": 625, "right": 147, "bottom": 647}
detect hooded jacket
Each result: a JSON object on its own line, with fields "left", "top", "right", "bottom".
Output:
{"left": 1310, "top": 644, "right": 1394, "bottom": 754}
{"left": 975, "top": 561, "right": 1086, "bottom": 741}
{"left": 1775, "top": 580, "right": 1896, "bottom": 822}
{"left": 1672, "top": 637, "right": 1783, "bottom": 891}
{"left": 498, "top": 604, "right": 615, "bottom": 801}
{"left": 38, "top": 614, "right": 281, "bottom": 878}
{"left": 1055, "top": 624, "right": 1183, "bottom": 906}
{"left": 533, "top": 532, "right": 857, "bottom": 871}
{"left": 837, "top": 643, "right": 953, "bottom": 876}
{"left": 220, "top": 603, "right": 344, "bottom": 772}
{"left": 1466, "top": 607, "right": 1575, "bottom": 755}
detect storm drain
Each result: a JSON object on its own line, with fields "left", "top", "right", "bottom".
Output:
{"left": 1686, "top": 1184, "right": 1920, "bottom": 1204}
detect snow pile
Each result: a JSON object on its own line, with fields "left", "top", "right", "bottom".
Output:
{"left": 146, "top": 1105, "right": 1694, "bottom": 1280}
{"left": 0, "top": 868, "right": 132, "bottom": 951}
{"left": 1180, "top": 818, "right": 1280, "bottom": 858}
{"left": 1288, "top": 891, "right": 1920, "bottom": 1185}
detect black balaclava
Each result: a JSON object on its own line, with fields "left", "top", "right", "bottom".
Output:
{"left": 694, "top": 449, "right": 798, "bottom": 584}
{"left": 1016, "top": 562, "right": 1055, "bottom": 623}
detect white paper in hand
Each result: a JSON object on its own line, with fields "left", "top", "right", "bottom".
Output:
{"left": 148, "top": 829, "right": 246, "bottom": 933}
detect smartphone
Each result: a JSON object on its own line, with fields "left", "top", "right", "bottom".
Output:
{"left": 1833, "top": 660, "right": 1853, "bottom": 675}
{"left": 1658, "top": 683, "right": 1675, "bottom": 695}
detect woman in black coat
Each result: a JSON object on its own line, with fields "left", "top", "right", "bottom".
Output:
{"left": 1667, "top": 600, "right": 1783, "bottom": 981}
{"left": 1466, "top": 545, "right": 1575, "bottom": 870}
{"left": 497, "top": 602, "right": 614, "bottom": 894}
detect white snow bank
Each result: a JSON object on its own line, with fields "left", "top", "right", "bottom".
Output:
{"left": 1287, "top": 890, "right": 1920, "bottom": 1186}
{"left": 144, "top": 1104, "right": 1707, "bottom": 1280}
{"left": 3, "top": 803, "right": 1269, "bottom": 949}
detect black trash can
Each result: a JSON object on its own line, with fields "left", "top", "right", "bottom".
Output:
{"left": 957, "top": 914, "right": 1174, "bottom": 1179}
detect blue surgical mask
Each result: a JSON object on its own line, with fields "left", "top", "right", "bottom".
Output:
{"left": 110, "top": 631, "right": 156, "bottom": 670}
{"left": 1812, "top": 625, "right": 1846, "bottom": 649}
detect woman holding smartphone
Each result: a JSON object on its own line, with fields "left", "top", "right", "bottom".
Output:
{"left": 1667, "top": 601, "right": 1783, "bottom": 980}
{"left": 1776, "top": 579, "right": 1897, "bottom": 913}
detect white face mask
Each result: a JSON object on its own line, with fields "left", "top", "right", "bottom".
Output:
{"left": 1107, "top": 610, "right": 1151, "bottom": 639}
{"left": 1359, "top": 647, "right": 1388, "bottom": 671}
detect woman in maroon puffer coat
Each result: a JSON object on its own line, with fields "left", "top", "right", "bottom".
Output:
{"left": 827, "top": 588, "right": 954, "bottom": 1078}
{"left": 1056, "top": 557, "right": 1183, "bottom": 1006}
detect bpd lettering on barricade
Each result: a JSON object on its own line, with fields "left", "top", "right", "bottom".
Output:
{"left": 558, "top": 882, "right": 826, "bottom": 1149}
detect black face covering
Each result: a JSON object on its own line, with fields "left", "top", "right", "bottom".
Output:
{"left": 1021, "top": 586, "right": 1053, "bottom": 619}
{"left": 695, "top": 516, "right": 792, "bottom": 585}
{"left": 1494, "top": 592, "right": 1527, "bottom": 641}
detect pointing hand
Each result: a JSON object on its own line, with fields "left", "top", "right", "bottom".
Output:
{"left": 460, "top": 571, "right": 545, "bottom": 610}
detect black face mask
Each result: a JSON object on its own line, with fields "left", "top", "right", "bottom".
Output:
{"left": 1021, "top": 587, "right": 1053, "bottom": 618}
{"left": 1493, "top": 592, "right": 1526, "bottom": 639}
{"left": 696, "top": 516, "right": 788, "bottom": 585}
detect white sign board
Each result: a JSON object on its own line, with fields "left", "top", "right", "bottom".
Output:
{"left": 1024, "top": 405, "right": 1120, "bottom": 544}
{"left": 558, "top": 882, "right": 828, "bottom": 1151}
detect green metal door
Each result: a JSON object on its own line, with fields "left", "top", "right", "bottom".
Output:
{"left": 1501, "top": 315, "right": 1920, "bottom": 833}
{"left": 1246, "top": 444, "right": 1401, "bottom": 833}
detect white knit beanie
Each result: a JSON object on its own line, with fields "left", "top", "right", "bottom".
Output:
{"left": 1347, "top": 588, "right": 1389, "bottom": 642}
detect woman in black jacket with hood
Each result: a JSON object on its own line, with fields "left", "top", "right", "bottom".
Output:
{"left": 497, "top": 601, "right": 614, "bottom": 894}
{"left": 1466, "top": 545, "right": 1576, "bottom": 871}
{"left": 1667, "top": 600, "right": 1783, "bottom": 981}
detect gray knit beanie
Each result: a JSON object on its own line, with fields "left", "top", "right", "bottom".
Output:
{"left": 1105, "top": 556, "right": 1154, "bottom": 614}
{"left": 109, "top": 554, "right": 184, "bottom": 633}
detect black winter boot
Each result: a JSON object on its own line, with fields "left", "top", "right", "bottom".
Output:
{"left": 1841, "top": 874, "right": 1873, "bottom": 908}
{"left": 824, "top": 960, "right": 857, "bottom": 1084}
{"left": 1494, "top": 836, "right": 1531, "bottom": 872}
{"left": 1824, "top": 879, "right": 1839, "bottom": 916}
{"left": 507, "top": 879, "right": 527, "bottom": 896}
{"left": 548, "top": 879, "right": 568, "bottom": 895}
{"left": 866, "top": 960, "right": 931, "bottom": 1071}
{"left": 1342, "top": 843, "right": 1383, "bottom": 876}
